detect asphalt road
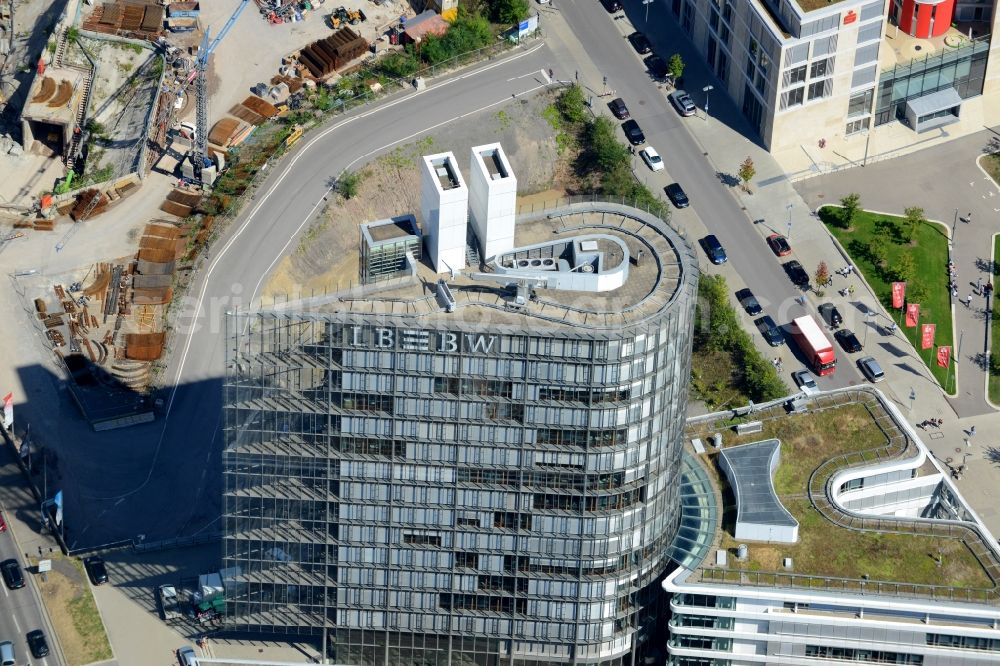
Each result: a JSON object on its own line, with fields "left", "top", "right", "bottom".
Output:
{"left": 553, "top": 0, "right": 862, "bottom": 389}
{"left": 0, "top": 526, "right": 54, "bottom": 666}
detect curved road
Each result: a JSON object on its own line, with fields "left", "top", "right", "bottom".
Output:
{"left": 62, "top": 42, "right": 559, "bottom": 548}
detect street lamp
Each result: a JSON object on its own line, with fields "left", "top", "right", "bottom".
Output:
{"left": 786, "top": 203, "right": 794, "bottom": 240}
{"left": 702, "top": 84, "right": 714, "bottom": 120}
{"left": 863, "top": 307, "right": 873, "bottom": 348}
{"left": 909, "top": 388, "right": 916, "bottom": 412}
{"left": 643, "top": 0, "right": 653, "bottom": 22}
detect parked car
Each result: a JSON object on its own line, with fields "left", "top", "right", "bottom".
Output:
{"left": 628, "top": 31, "right": 652, "bottom": 54}
{"left": 755, "top": 315, "right": 784, "bottom": 346}
{"left": 640, "top": 147, "right": 664, "bottom": 172}
{"left": 834, "top": 329, "right": 862, "bottom": 353}
{"left": 792, "top": 370, "right": 819, "bottom": 395}
{"left": 766, "top": 233, "right": 792, "bottom": 256}
{"left": 0, "top": 559, "right": 24, "bottom": 590}
{"left": 600, "top": 0, "right": 622, "bottom": 12}
{"left": 735, "top": 288, "right": 762, "bottom": 315}
{"left": 668, "top": 90, "right": 697, "bottom": 117}
{"left": 700, "top": 235, "right": 727, "bottom": 265}
{"left": 858, "top": 356, "right": 885, "bottom": 383}
{"left": 26, "top": 630, "right": 49, "bottom": 658}
{"left": 84, "top": 556, "right": 108, "bottom": 585}
{"left": 0, "top": 641, "right": 14, "bottom": 666}
{"left": 177, "top": 646, "right": 198, "bottom": 666}
{"left": 664, "top": 182, "right": 689, "bottom": 208}
{"left": 608, "top": 97, "right": 630, "bottom": 119}
{"left": 621, "top": 119, "right": 645, "bottom": 145}
{"left": 783, "top": 260, "right": 810, "bottom": 288}
{"left": 818, "top": 302, "right": 844, "bottom": 328}
{"left": 644, "top": 54, "right": 667, "bottom": 79}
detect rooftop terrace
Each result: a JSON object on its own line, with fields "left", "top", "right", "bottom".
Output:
{"left": 280, "top": 198, "right": 697, "bottom": 334}
{"left": 678, "top": 389, "right": 1000, "bottom": 605}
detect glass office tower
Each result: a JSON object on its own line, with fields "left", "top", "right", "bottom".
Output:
{"left": 222, "top": 202, "right": 699, "bottom": 665}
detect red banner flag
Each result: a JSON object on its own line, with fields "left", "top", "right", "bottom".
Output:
{"left": 937, "top": 346, "right": 951, "bottom": 368}
{"left": 891, "top": 282, "right": 906, "bottom": 309}
{"left": 905, "top": 303, "right": 920, "bottom": 327}
{"left": 920, "top": 323, "right": 935, "bottom": 350}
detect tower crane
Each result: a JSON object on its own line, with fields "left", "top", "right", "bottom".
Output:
{"left": 183, "top": 0, "right": 250, "bottom": 185}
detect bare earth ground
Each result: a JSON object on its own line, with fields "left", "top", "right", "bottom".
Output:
{"left": 264, "top": 93, "right": 565, "bottom": 299}
{"left": 30, "top": 554, "right": 113, "bottom": 666}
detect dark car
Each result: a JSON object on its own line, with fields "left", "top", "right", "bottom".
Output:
{"left": 700, "top": 235, "right": 727, "bottom": 265}
{"left": 736, "top": 288, "right": 762, "bottom": 315}
{"left": 608, "top": 97, "right": 630, "bottom": 119}
{"left": 600, "top": 0, "right": 622, "bottom": 11}
{"left": 755, "top": 316, "right": 784, "bottom": 346}
{"left": 26, "top": 630, "right": 49, "bottom": 658}
{"left": 644, "top": 54, "right": 667, "bottom": 79}
{"left": 819, "top": 302, "right": 844, "bottom": 328}
{"left": 0, "top": 559, "right": 24, "bottom": 590}
{"left": 665, "top": 182, "right": 689, "bottom": 208}
{"left": 628, "top": 32, "right": 652, "bottom": 54}
{"left": 621, "top": 119, "right": 645, "bottom": 145}
{"left": 834, "top": 328, "right": 863, "bottom": 353}
{"left": 668, "top": 90, "right": 697, "bottom": 117}
{"left": 783, "top": 260, "right": 809, "bottom": 288}
{"left": 766, "top": 233, "right": 792, "bottom": 256}
{"left": 84, "top": 556, "right": 109, "bottom": 585}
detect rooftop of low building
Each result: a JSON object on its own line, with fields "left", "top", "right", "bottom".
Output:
{"left": 672, "top": 389, "right": 1000, "bottom": 605}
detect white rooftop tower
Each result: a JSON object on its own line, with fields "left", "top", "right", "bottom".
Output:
{"left": 468, "top": 143, "right": 517, "bottom": 261}
{"left": 421, "top": 152, "right": 468, "bottom": 274}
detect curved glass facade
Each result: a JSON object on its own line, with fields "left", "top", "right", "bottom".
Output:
{"left": 222, "top": 203, "right": 698, "bottom": 665}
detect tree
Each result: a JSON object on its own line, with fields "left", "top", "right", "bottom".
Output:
{"left": 338, "top": 169, "right": 365, "bottom": 199}
{"left": 489, "top": 0, "right": 530, "bottom": 24}
{"left": 866, "top": 238, "right": 888, "bottom": 269}
{"left": 814, "top": 261, "right": 830, "bottom": 287}
{"left": 667, "top": 53, "right": 685, "bottom": 83}
{"left": 901, "top": 206, "right": 924, "bottom": 244}
{"left": 738, "top": 157, "right": 755, "bottom": 192}
{"left": 892, "top": 253, "right": 916, "bottom": 283}
{"left": 556, "top": 84, "right": 587, "bottom": 124}
{"left": 587, "top": 117, "right": 630, "bottom": 172}
{"left": 839, "top": 193, "right": 860, "bottom": 229}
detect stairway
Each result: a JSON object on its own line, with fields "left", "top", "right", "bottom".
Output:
{"left": 465, "top": 224, "right": 481, "bottom": 268}
{"left": 64, "top": 70, "right": 93, "bottom": 171}
{"left": 52, "top": 29, "right": 67, "bottom": 67}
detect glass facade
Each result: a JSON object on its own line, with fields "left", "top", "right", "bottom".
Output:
{"left": 874, "top": 37, "right": 988, "bottom": 126}
{"left": 221, "top": 209, "right": 699, "bottom": 665}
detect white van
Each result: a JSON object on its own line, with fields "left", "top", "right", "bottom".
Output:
{"left": 0, "top": 640, "right": 15, "bottom": 666}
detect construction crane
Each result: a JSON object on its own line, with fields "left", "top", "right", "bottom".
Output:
{"left": 189, "top": 0, "right": 250, "bottom": 185}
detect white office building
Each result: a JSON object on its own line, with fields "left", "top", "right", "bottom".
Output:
{"left": 665, "top": 388, "right": 1000, "bottom": 665}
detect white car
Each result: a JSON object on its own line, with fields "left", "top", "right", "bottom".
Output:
{"left": 792, "top": 370, "right": 818, "bottom": 395}
{"left": 640, "top": 147, "right": 664, "bottom": 172}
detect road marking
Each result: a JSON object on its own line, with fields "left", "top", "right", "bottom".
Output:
{"left": 86, "top": 41, "right": 547, "bottom": 503}
{"left": 11, "top": 614, "right": 18, "bottom": 631}
{"left": 247, "top": 80, "right": 551, "bottom": 311}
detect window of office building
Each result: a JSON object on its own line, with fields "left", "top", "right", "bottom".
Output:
{"left": 852, "top": 65, "right": 878, "bottom": 89}
{"left": 854, "top": 43, "right": 879, "bottom": 67}
{"left": 742, "top": 84, "right": 764, "bottom": 133}
{"left": 812, "top": 34, "right": 838, "bottom": 57}
{"left": 858, "top": 21, "right": 882, "bottom": 44}
{"left": 810, "top": 58, "right": 831, "bottom": 78}
{"left": 786, "top": 42, "right": 809, "bottom": 65}
{"left": 848, "top": 89, "right": 873, "bottom": 117}
{"left": 784, "top": 64, "right": 806, "bottom": 86}
{"left": 860, "top": 0, "right": 885, "bottom": 21}
{"left": 805, "top": 645, "right": 923, "bottom": 664}
{"left": 800, "top": 13, "right": 839, "bottom": 37}
{"left": 781, "top": 86, "right": 805, "bottom": 109}
{"left": 845, "top": 118, "right": 870, "bottom": 135}
{"left": 808, "top": 79, "right": 831, "bottom": 100}
{"left": 927, "top": 633, "right": 1000, "bottom": 650}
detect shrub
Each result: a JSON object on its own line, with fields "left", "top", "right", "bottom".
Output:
{"left": 587, "top": 117, "right": 630, "bottom": 172}
{"left": 839, "top": 193, "right": 860, "bottom": 229}
{"left": 338, "top": 169, "right": 365, "bottom": 199}
{"left": 487, "top": 0, "right": 530, "bottom": 24}
{"left": 556, "top": 84, "right": 587, "bottom": 124}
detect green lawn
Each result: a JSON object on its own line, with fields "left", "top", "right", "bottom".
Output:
{"left": 990, "top": 235, "right": 1000, "bottom": 404}
{"left": 982, "top": 153, "right": 1000, "bottom": 187}
{"left": 819, "top": 207, "right": 954, "bottom": 393}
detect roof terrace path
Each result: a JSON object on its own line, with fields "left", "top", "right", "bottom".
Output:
{"left": 324, "top": 199, "right": 696, "bottom": 332}
{"left": 683, "top": 389, "right": 1000, "bottom": 605}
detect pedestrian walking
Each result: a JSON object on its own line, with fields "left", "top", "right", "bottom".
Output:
{"left": 977, "top": 277, "right": 982, "bottom": 294}
{"left": 971, "top": 425, "right": 977, "bottom": 437}
{"left": 952, "top": 286, "right": 958, "bottom": 298}
{"left": 967, "top": 294, "right": 974, "bottom": 308}
{"left": 968, "top": 212, "right": 973, "bottom": 223}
